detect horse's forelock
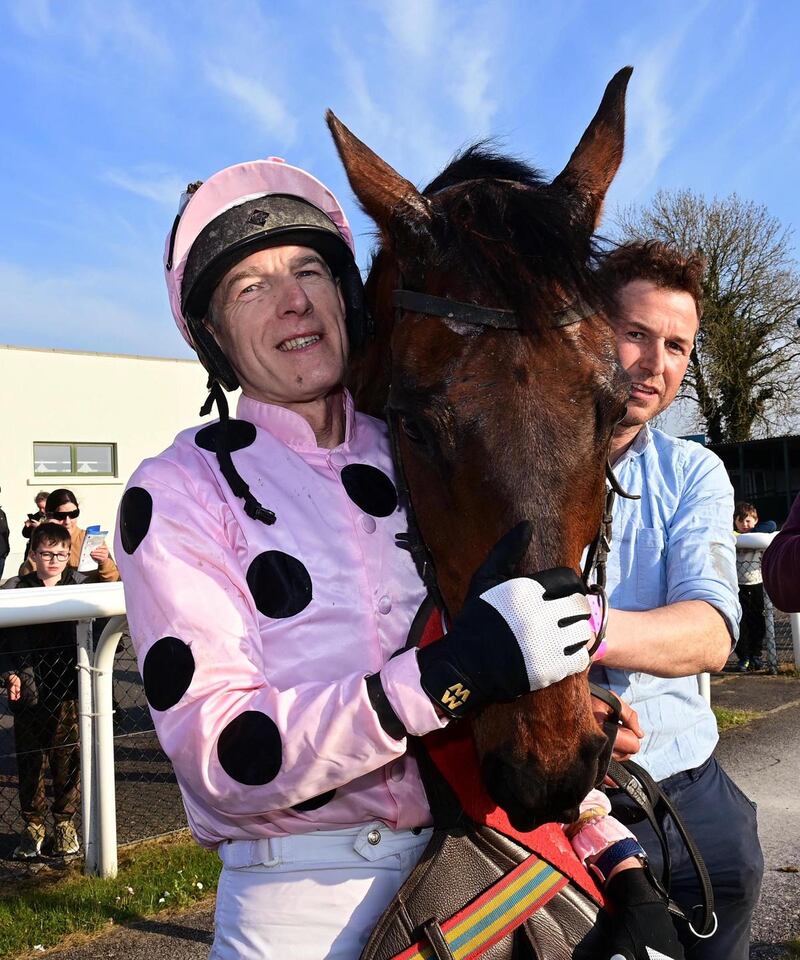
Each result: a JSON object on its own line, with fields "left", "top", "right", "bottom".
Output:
{"left": 404, "top": 145, "right": 611, "bottom": 333}
{"left": 422, "top": 142, "right": 546, "bottom": 196}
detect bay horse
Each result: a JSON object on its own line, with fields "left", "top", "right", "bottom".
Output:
{"left": 327, "top": 68, "right": 632, "bottom": 838}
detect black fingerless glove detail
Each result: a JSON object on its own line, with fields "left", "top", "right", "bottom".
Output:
{"left": 365, "top": 673, "right": 407, "bottom": 740}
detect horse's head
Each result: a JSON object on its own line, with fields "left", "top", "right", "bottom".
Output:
{"left": 328, "top": 69, "right": 632, "bottom": 830}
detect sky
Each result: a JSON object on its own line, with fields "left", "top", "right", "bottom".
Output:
{"left": 1, "top": 0, "right": 799, "bottom": 369}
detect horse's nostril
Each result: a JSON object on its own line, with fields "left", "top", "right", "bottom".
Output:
{"left": 481, "top": 742, "right": 606, "bottom": 831}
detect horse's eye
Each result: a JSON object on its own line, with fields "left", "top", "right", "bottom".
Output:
{"left": 400, "top": 415, "right": 424, "bottom": 443}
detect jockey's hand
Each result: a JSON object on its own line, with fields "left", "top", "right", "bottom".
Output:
{"left": 605, "top": 868, "right": 685, "bottom": 960}
{"left": 417, "top": 522, "right": 593, "bottom": 718}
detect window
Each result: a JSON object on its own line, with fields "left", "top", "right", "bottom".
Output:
{"left": 34, "top": 442, "right": 117, "bottom": 477}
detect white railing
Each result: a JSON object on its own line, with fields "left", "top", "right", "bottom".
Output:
{"left": 0, "top": 583, "right": 126, "bottom": 877}
{"left": 91, "top": 615, "right": 127, "bottom": 877}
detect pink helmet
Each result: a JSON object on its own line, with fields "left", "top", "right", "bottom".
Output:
{"left": 164, "top": 157, "right": 366, "bottom": 390}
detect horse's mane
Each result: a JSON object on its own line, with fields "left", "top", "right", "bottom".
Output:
{"left": 391, "top": 142, "right": 609, "bottom": 332}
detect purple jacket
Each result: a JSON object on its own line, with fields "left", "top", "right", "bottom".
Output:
{"left": 762, "top": 493, "right": 800, "bottom": 612}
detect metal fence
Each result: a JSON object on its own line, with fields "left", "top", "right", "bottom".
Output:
{"left": 0, "top": 584, "right": 187, "bottom": 886}
{"left": 732, "top": 549, "right": 799, "bottom": 672}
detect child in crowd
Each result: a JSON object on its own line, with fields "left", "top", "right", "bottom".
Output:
{"left": 733, "top": 502, "right": 776, "bottom": 672}
{"left": 0, "top": 523, "right": 104, "bottom": 859}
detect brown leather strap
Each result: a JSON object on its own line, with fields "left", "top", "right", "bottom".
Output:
{"left": 421, "top": 918, "right": 457, "bottom": 960}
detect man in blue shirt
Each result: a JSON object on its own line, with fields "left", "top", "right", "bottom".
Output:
{"left": 593, "top": 240, "right": 762, "bottom": 960}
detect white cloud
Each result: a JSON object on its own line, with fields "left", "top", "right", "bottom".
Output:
{"left": 206, "top": 65, "right": 298, "bottom": 145}
{"left": 329, "top": 2, "right": 505, "bottom": 184}
{"left": 104, "top": 169, "right": 187, "bottom": 209}
{"left": 77, "top": 0, "right": 170, "bottom": 62}
{"left": 8, "top": 0, "right": 170, "bottom": 62}
{"left": 446, "top": 36, "right": 496, "bottom": 133}
{"left": 8, "top": 0, "right": 53, "bottom": 34}
{"left": 611, "top": 2, "right": 713, "bottom": 202}
{"left": 380, "top": 0, "right": 440, "bottom": 59}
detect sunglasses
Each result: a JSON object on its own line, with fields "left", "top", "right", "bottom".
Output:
{"left": 47, "top": 508, "right": 80, "bottom": 520}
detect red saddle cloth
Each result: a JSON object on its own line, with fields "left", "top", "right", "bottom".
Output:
{"left": 419, "top": 609, "right": 604, "bottom": 908}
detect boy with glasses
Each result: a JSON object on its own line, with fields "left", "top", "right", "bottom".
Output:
{"left": 18, "top": 488, "right": 120, "bottom": 582}
{"left": 0, "top": 523, "right": 104, "bottom": 858}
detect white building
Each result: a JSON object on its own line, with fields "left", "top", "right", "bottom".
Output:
{"left": 0, "top": 344, "right": 228, "bottom": 575}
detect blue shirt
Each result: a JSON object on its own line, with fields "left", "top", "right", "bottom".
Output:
{"left": 592, "top": 425, "right": 740, "bottom": 782}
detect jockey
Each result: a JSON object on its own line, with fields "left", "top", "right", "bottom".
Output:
{"left": 115, "top": 156, "right": 682, "bottom": 960}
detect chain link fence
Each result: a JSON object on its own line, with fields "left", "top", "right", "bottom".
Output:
{"left": 1, "top": 621, "right": 187, "bottom": 887}
{"left": 728, "top": 549, "right": 796, "bottom": 672}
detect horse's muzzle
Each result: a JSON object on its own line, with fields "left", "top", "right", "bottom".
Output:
{"left": 481, "top": 732, "right": 607, "bottom": 832}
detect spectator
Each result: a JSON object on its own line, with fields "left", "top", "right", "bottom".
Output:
{"left": 762, "top": 491, "right": 800, "bottom": 612}
{"left": 0, "top": 487, "right": 9, "bottom": 581}
{"left": 21, "top": 490, "right": 50, "bottom": 560}
{"left": 18, "top": 488, "right": 119, "bottom": 582}
{"left": 0, "top": 523, "right": 104, "bottom": 858}
{"left": 733, "top": 501, "right": 775, "bottom": 671}
{"left": 592, "top": 240, "right": 761, "bottom": 959}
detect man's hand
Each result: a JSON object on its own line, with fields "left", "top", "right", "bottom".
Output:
{"left": 605, "top": 868, "right": 684, "bottom": 960}
{"left": 5, "top": 674, "right": 21, "bottom": 702}
{"left": 592, "top": 693, "right": 644, "bottom": 763}
{"left": 418, "top": 523, "right": 594, "bottom": 718}
{"left": 90, "top": 544, "right": 109, "bottom": 565}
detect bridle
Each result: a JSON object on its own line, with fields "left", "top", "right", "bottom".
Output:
{"left": 387, "top": 286, "right": 637, "bottom": 655}
{"left": 392, "top": 290, "right": 590, "bottom": 331}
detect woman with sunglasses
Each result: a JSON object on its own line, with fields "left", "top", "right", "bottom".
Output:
{"left": 18, "top": 489, "right": 119, "bottom": 581}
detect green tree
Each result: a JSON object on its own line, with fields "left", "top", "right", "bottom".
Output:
{"left": 616, "top": 189, "right": 800, "bottom": 443}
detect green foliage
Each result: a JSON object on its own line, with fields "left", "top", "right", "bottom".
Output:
{"left": 0, "top": 836, "right": 219, "bottom": 958}
{"left": 712, "top": 706, "right": 762, "bottom": 732}
{"left": 616, "top": 190, "right": 800, "bottom": 443}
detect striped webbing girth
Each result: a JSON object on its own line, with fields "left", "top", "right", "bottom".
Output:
{"left": 390, "top": 853, "right": 568, "bottom": 960}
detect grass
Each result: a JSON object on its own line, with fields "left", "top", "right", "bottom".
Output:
{"left": 788, "top": 939, "right": 800, "bottom": 958}
{"left": 713, "top": 706, "right": 764, "bottom": 732}
{"left": 0, "top": 833, "right": 220, "bottom": 958}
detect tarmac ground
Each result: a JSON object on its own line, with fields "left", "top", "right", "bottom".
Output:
{"left": 30, "top": 672, "right": 800, "bottom": 959}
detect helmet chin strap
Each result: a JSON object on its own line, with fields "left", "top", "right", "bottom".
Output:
{"left": 200, "top": 378, "right": 277, "bottom": 526}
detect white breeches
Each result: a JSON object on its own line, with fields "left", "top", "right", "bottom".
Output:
{"left": 211, "top": 822, "right": 432, "bottom": 959}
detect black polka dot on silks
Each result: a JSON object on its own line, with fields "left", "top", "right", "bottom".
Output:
{"left": 142, "top": 636, "right": 195, "bottom": 711}
{"left": 217, "top": 710, "right": 283, "bottom": 785}
{"left": 292, "top": 789, "right": 337, "bottom": 812}
{"left": 247, "top": 551, "right": 312, "bottom": 619}
{"left": 119, "top": 486, "right": 153, "bottom": 555}
{"left": 341, "top": 464, "right": 398, "bottom": 517}
{"left": 195, "top": 419, "right": 257, "bottom": 453}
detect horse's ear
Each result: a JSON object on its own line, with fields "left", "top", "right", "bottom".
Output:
{"left": 551, "top": 66, "right": 633, "bottom": 232}
{"left": 326, "top": 110, "right": 433, "bottom": 243}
